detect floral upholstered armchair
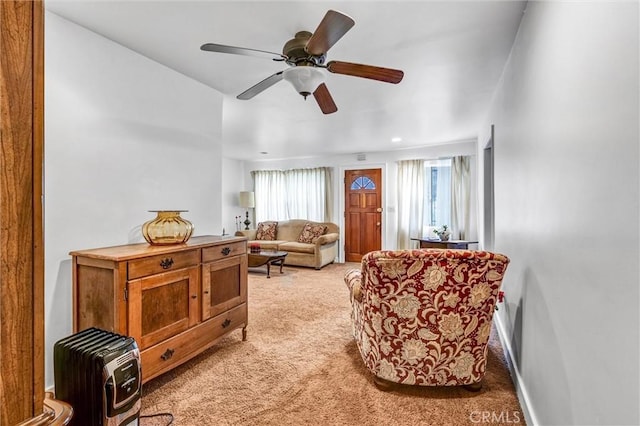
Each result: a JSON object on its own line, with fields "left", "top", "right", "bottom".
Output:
{"left": 344, "top": 249, "right": 510, "bottom": 391}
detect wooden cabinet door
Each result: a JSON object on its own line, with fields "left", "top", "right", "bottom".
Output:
{"left": 127, "top": 266, "right": 200, "bottom": 350}
{"left": 202, "top": 255, "right": 248, "bottom": 320}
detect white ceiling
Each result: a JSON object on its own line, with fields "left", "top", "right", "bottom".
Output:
{"left": 45, "top": 0, "right": 526, "bottom": 161}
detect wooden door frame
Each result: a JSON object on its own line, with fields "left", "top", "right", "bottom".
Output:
{"left": 482, "top": 125, "right": 495, "bottom": 251}
{"left": 338, "top": 163, "right": 386, "bottom": 263}
{"left": 0, "top": 0, "right": 45, "bottom": 423}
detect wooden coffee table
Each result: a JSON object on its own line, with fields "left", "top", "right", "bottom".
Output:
{"left": 247, "top": 250, "right": 288, "bottom": 278}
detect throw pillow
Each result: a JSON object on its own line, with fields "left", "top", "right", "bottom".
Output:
{"left": 256, "top": 221, "right": 278, "bottom": 241}
{"left": 297, "top": 223, "right": 327, "bottom": 244}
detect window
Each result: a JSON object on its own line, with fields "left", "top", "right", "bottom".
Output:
{"left": 350, "top": 176, "right": 376, "bottom": 190}
{"left": 423, "top": 159, "right": 451, "bottom": 233}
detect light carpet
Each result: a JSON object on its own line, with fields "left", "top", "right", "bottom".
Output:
{"left": 140, "top": 262, "right": 525, "bottom": 425}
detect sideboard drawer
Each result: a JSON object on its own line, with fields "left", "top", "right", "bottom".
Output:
{"left": 140, "top": 303, "right": 247, "bottom": 382}
{"left": 202, "top": 241, "right": 246, "bottom": 263}
{"left": 128, "top": 249, "right": 199, "bottom": 279}
{"left": 141, "top": 324, "right": 203, "bottom": 382}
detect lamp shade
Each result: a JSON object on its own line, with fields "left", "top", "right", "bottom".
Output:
{"left": 239, "top": 191, "right": 255, "bottom": 208}
{"left": 283, "top": 67, "right": 325, "bottom": 98}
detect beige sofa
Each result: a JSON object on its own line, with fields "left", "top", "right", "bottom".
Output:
{"left": 235, "top": 219, "right": 339, "bottom": 269}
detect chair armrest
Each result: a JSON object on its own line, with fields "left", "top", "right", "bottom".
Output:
{"left": 235, "top": 230, "right": 257, "bottom": 240}
{"left": 344, "top": 269, "right": 363, "bottom": 302}
{"left": 315, "top": 232, "right": 339, "bottom": 246}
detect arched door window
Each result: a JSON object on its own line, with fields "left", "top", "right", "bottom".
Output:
{"left": 350, "top": 176, "right": 376, "bottom": 190}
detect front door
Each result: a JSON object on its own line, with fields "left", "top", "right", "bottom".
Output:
{"left": 344, "top": 168, "right": 382, "bottom": 262}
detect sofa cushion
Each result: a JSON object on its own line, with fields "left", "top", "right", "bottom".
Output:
{"left": 256, "top": 221, "right": 278, "bottom": 240}
{"left": 248, "top": 240, "right": 287, "bottom": 250}
{"left": 278, "top": 241, "right": 316, "bottom": 254}
{"left": 275, "top": 220, "right": 306, "bottom": 241}
{"left": 297, "top": 222, "right": 327, "bottom": 243}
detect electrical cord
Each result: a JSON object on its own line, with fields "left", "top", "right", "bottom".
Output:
{"left": 139, "top": 412, "right": 174, "bottom": 425}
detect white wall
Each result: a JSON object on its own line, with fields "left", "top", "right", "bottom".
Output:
{"left": 478, "top": 2, "right": 639, "bottom": 425}
{"left": 44, "top": 12, "right": 224, "bottom": 387}
{"left": 241, "top": 140, "right": 478, "bottom": 259}
{"left": 222, "top": 157, "right": 249, "bottom": 234}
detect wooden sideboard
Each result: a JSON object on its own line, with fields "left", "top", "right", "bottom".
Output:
{"left": 70, "top": 235, "right": 248, "bottom": 383}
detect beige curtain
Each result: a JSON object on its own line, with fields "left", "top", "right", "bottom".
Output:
{"left": 324, "top": 168, "right": 334, "bottom": 222}
{"left": 451, "top": 156, "right": 471, "bottom": 239}
{"left": 252, "top": 167, "right": 333, "bottom": 223}
{"left": 396, "top": 159, "right": 424, "bottom": 249}
{"left": 252, "top": 170, "right": 288, "bottom": 222}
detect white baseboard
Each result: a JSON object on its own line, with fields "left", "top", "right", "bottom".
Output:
{"left": 494, "top": 314, "right": 539, "bottom": 426}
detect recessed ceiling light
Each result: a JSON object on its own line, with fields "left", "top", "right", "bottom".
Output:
{"left": 391, "top": 137, "right": 402, "bottom": 143}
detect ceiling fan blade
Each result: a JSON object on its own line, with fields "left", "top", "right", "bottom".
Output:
{"left": 326, "top": 60, "right": 404, "bottom": 84}
{"left": 200, "top": 43, "right": 287, "bottom": 61}
{"left": 237, "top": 71, "right": 285, "bottom": 100}
{"left": 305, "top": 10, "right": 355, "bottom": 56}
{"left": 313, "top": 83, "right": 338, "bottom": 114}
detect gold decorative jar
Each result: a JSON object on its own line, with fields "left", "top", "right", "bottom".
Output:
{"left": 142, "top": 210, "right": 194, "bottom": 245}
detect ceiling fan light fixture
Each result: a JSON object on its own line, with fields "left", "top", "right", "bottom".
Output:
{"left": 283, "top": 67, "right": 325, "bottom": 99}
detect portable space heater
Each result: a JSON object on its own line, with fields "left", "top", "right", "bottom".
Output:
{"left": 54, "top": 327, "right": 141, "bottom": 426}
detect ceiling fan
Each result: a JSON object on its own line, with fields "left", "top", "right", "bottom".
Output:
{"left": 200, "top": 10, "right": 404, "bottom": 114}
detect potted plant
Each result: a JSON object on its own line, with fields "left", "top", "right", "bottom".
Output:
{"left": 433, "top": 225, "right": 451, "bottom": 241}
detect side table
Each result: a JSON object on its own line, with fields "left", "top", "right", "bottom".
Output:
{"left": 247, "top": 250, "right": 288, "bottom": 278}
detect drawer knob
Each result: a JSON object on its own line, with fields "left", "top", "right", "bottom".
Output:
{"left": 160, "top": 258, "right": 174, "bottom": 269}
{"left": 221, "top": 318, "right": 231, "bottom": 328}
{"left": 161, "top": 348, "right": 175, "bottom": 361}
{"left": 221, "top": 247, "right": 231, "bottom": 256}
{"left": 191, "top": 294, "right": 197, "bottom": 299}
